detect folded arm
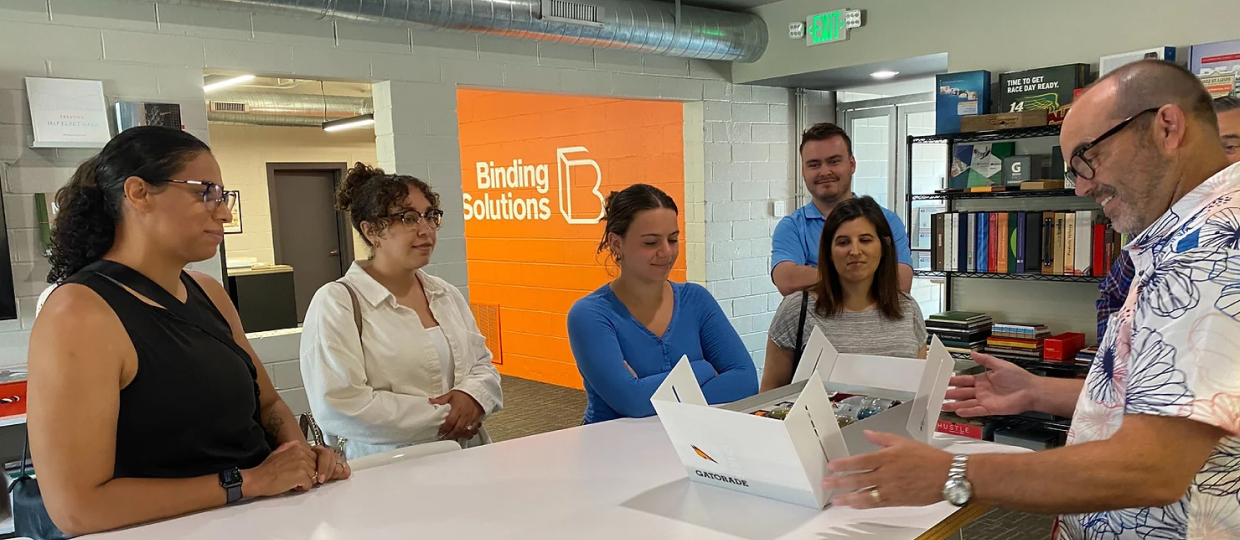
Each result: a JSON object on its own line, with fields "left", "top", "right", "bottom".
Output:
{"left": 446, "top": 286, "right": 503, "bottom": 418}
{"left": 695, "top": 286, "right": 758, "bottom": 403}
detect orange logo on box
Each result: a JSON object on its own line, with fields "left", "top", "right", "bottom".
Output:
{"left": 692, "top": 445, "right": 717, "bottom": 463}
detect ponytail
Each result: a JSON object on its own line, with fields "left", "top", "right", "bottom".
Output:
{"left": 46, "top": 157, "right": 118, "bottom": 283}
{"left": 44, "top": 126, "right": 210, "bottom": 283}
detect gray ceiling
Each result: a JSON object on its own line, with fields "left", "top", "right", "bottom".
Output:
{"left": 747, "top": 53, "right": 949, "bottom": 91}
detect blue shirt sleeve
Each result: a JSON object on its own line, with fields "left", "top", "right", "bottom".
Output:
{"left": 687, "top": 284, "right": 759, "bottom": 403}
{"left": 567, "top": 297, "right": 716, "bottom": 418}
{"left": 883, "top": 209, "right": 914, "bottom": 268}
{"left": 771, "top": 215, "right": 806, "bottom": 271}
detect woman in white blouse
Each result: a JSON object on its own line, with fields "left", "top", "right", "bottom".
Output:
{"left": 300, "top": 163, "right": 503, "bottom": 459}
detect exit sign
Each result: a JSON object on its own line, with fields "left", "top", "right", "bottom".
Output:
{"left": 806, "top": 8, "right": 862, "bottom": 46}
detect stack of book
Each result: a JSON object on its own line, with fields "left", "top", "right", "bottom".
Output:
{"left": 930, "top": 211, "right": 1124, "bottom": 276}
{"left": 985, "top": 322, "right": 1051, "bottom": 363}
{"left": 926, "top": 311, "right": 993, "bottom": 355}
{"left": 1075, "top": 346, "right": 1098, "bottom": 366}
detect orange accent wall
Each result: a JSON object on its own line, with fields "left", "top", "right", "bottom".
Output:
{"left": 458, "top": 89, "right": 685, "bottom": 389}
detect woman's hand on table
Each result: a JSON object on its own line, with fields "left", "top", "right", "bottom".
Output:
{"left": 821, "top": 430, "right": 953, "bottom": 509}
{"left": 242, "top": 441, "right": 318, "bottom": 497}
{"left": 430, "top": 390, "right": 485, "bottom": 441}
{"left": 311, "top": 445, "right": 351, "bottom": 485}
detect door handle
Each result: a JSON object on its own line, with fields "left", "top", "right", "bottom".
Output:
{"left": 329, "top": 250, "right": 340, "bottom": 256}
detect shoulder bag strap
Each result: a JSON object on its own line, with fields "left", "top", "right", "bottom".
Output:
{"left": 792, "top": 289, "right": 809, "bottom": 370}
{"left": 339, "top": 282, "right": 363, "bottom": 337}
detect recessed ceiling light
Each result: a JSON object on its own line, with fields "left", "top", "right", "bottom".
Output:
{"left": 870, "top": 70, "right": 899, "bottom": 79}
{"left": 203, "top": 74, "right": 256, "bottom": 93}
{"left": 323, "top": 114, "right": 376, "bottom": 132}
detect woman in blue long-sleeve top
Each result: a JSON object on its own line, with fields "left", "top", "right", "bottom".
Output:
{"left": 567, "top": 184, "right": 758, "bottom": 424}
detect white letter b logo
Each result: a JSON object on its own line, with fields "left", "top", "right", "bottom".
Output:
{"left": 556, "top": 146, "right": 604, "bottom": 224}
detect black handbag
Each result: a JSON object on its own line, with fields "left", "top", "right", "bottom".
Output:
{"left": 9, "top": 431, "right": 67, "bottom": 540}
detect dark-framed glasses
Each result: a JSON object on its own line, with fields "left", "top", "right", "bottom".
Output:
{"left": 164, "top": 179, "right": 237, "bottom": 211}
{"left": 384, "top": 208, "right": 444, "bottom": 229}
{"left": 1065, "top": 107, "right": 1162, "bottom": 183}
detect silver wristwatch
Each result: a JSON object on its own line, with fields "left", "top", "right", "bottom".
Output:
{"left": 942, "top": 454, "right": 973, "bottom": 507}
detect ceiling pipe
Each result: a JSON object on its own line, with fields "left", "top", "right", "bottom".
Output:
{"left": 151, "top": 0, "right": 768, "bottom": 62}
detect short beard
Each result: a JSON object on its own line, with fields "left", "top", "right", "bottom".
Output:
{"left": 1120, "top": 151, "right": 1174, "bottom": 236}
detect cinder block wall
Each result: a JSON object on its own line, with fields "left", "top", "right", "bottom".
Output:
{"left": 0, "top": 0, "right": 798, "bottom": 378}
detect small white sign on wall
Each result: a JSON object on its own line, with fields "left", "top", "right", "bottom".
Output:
{"left": 25, "top": 77, "right": 112, "bottom": 148}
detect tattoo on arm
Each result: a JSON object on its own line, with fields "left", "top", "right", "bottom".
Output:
{"left": 262, "top": 408, "right": 284, "bottom": 436}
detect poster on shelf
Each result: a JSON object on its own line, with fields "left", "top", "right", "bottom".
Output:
{"left": 1190, "top": 39, "right": 1240, "bottom": 98}
{"left": 25, "top": 77, "right": 111, "bottom": 148}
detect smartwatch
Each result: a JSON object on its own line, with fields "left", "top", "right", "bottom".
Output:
{"left": 219, "top": 467, "right": 243, "bottom": 505}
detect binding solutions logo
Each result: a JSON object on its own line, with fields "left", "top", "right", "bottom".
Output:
{"left": 463, "top": 146, "right": 604, "bottom": 224}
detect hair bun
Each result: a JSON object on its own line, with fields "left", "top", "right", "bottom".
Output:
{"left": 337, "top": 162, "right": 386, "bottom": 213}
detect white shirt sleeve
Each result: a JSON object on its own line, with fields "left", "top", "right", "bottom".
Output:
{"left": 299, "top": 283, "right": 449, "bottom": 446}
{"left": 445, "top": 285, "right": 504, "bottom": 418}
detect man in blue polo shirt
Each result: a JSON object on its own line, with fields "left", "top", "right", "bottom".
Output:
{"left": 771, "top": 122, "right": 913, "bottom": 296}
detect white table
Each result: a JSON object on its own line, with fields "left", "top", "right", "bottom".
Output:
{"left": 87, "top": 418, "right": 1026, "bottom": 540}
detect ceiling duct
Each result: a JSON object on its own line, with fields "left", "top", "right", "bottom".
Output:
{"left": 206, "top": 91, "right": 374, "bottom": 127}
{"left": 153, "top": 0, "right": 767, "bottom": 62}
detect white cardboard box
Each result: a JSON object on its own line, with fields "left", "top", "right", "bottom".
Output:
{"left": 651, "top": 327, "right": 954, "bottom": 509}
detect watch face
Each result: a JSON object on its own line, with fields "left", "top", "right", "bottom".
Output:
{"left": 944, "top": 479, "right": 971, "bottom": 506}
{"left": 220, "top": 468, "right": 242, "bottom": 486}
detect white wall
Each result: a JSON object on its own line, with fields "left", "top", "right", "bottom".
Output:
{"left": 736, "top": 0, "right": 1240, "bottom": 84}
{"left": 0, "top": 0, "right": 793, "bottom": 374}
{"left": 209, "top": 123, "right": 376, "bottom": 266}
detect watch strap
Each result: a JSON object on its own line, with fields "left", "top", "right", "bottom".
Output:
{"left": 219, "top": 468, "right": 243, "bottom": 505}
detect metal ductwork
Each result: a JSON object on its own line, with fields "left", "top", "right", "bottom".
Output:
{"left": 155, "top": 0, "right": 767, "bottom": 62}
{"left": 206, "top": 91, "right": 374, "bottom": 127}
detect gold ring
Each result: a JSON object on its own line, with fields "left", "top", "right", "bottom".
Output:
{"left": 870, "top": 488, "right": 882, "bottom": 504}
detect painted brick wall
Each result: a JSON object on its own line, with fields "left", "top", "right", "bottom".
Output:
{"left": 0, "top": 0, "right": 795, "bottom": 380}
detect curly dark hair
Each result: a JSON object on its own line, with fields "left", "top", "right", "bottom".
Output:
{"left": 336, "top": 162, "right": 440, "bottom": 247}
{"left": 47, "top": 126, "right": 210, "bottom": 283}
{"left": 811, "top": 196, "right": 903, "bottom": 320}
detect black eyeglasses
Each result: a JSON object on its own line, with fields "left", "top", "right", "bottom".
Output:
{"left": 383, "top": 208, "right": 444, "bottom": 229}
{"left": 1065, "top": 107, "right": 1162, "bottom": 183}
{"left": 162, "top": 179, "right": 237, "bottom": 211}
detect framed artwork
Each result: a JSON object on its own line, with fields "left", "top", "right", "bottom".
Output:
{"left": 223, "top": 190, "right": 242, "bottom": 234}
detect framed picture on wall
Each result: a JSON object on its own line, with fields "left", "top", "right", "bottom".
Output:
{"left": 224, "top": 190, "right": 242, "bottom": 234}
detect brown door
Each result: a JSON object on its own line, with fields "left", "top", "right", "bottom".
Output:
{"left": 268, "top": 163, "right": 352, "bottom": 323}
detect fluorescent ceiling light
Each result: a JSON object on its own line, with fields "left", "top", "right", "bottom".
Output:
{"left": 323, "top": 114, "right": 375, "bottom": 132}
{"left": 870, "top": 70, "right": 899, "bottom": 79}
{"left": 203, "top": 74, "right": 256, "bottom": 93}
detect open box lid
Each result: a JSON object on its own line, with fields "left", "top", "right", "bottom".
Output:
{"left": 649, "top": 328, "right": 954, "bottom": 508}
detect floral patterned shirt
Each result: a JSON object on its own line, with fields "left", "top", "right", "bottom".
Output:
{"left": 1056, "top": 163, "right": 1240, "bottom": 540}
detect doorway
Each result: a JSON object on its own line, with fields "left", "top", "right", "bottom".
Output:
{"left": 268, "top": 162, "right": 354, "bottom": 323}
{"left": 837, "top": 93, "right": 946, "bottom": 317}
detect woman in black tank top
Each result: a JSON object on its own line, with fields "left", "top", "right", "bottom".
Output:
{"left": 26, "top": 127, "right": 350, "bottom": 537}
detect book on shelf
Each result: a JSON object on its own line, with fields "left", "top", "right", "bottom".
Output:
{"left": 992, "top": 322, "right": 1050, "bottom": 339}
{"left": 987, "top": 337, "right": 1044, "bottom": 350}
{"left": 962, "top": 213, "right": 972, "bottom": 273}
{"left": 929, "top": 311, "right": 992, "bottom": 324}
{"left": 976, "top": 212, "right": 989, "bottom": 273}
{"left": 988, "top": 213, "right": 999, "bottom": 273}
{"left": 1075, "top": 210, "right": 1094, "bottom": 275}
{"left": 1006, "top": 212, "right": 1018, "bottom": 274}
{"left": 1041, "top": 212, "right": 1055, "bottom": 274}
{"left": 930, "top": 210, "right": 1109, "bottom": 276}
{"left": 1053, "top": 213, "right": 1066, "bottom": 275}
{"left": 1064, "top": 212, "right": 1076, "bottom": 275}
